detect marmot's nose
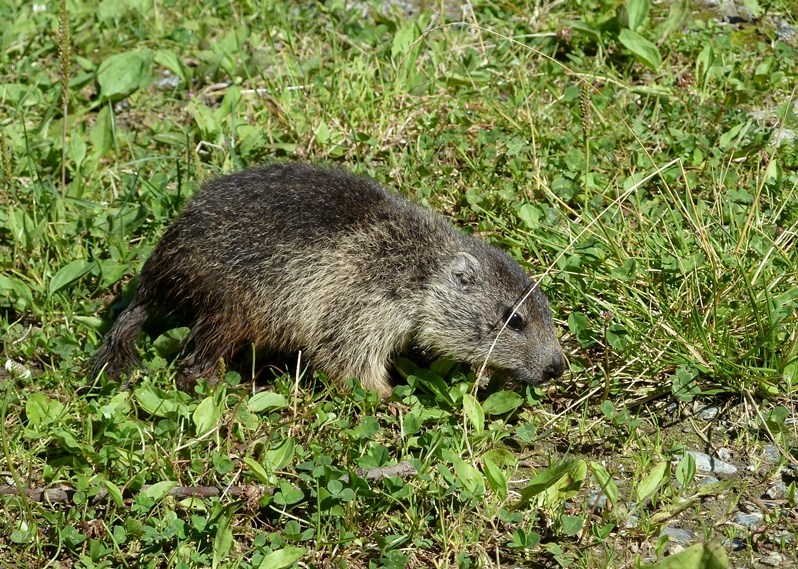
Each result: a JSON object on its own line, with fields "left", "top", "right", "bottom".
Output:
{"left": 541, "top": 354, "right": 566, "bottom": 381}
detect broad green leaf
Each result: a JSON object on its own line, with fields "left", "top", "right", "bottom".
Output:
{"left": 452, "top": 457, "right": 484, "bottom": 495}
{"left": 618, "top": 28, "right": 661, "bottom": 71}
{"left": 408, "top": 369, "right": 455, "bottom": 406}
{"left": 741, "top": 0, "right": 762, "bottom": 18}
{"left": 189, "top": 100, "right": 220, "bottom": 139}
{"left": 264, "top": 437, "right": 296, "bottom": 471}
{"left": 142, "top": 481, "right": 177, "bottom": 501}
{"left": 607, "top": 324, "right": 631, "bottom": 350}
{"left": 483, "top": 456, "right": 508, "bottom": 501}
{"left": 244, "top": 457, "right": 273, "bottom": 485}
{"left": 68, "top": 134, "right": 87, "bottom": 170}
{"left": 657, "top": 0, "right": 690, "bottom": 40}
{"left": 0, "top": 275, "right": 33, "bottom": 311}
{"left": 559, "top": 514, "right": 584, "bottom": 536}
{"left": 97, "top": 50, "right": 152, "bottom": 101}
{"left": 482, "top": 391, "right": 523, "bottom": 415}
{"left": 637, "top": 461, "right": 669, "bottom": 502}
{"left": 462, "top": 393, "right": 484, "bottom": 434}
{"left": 73, "top": 315, "right": 103, "bottom": 331}
{"left": 718, "top": 121, "right": 751, "bottom": 150}
{"left": 152, "top": 327, "right": 189, "bottom": 357}
{"left": 515, "top": 459, "right": 587, "bottom": 509}
{"left": 671, "top": 366, "right": 700, "bottom": 402}
{"left": 51, "top": 429, "right": 83, "bottom": 452}
{"left": 248, "top": 391, "right": 288, "bottom": 413}
{"left": 90, "top": 105, "right": 114, "bottom": 158}
{"left": 611, "top": 259, "right": 637, "bottom": 280}
{"left": 49, "top": 259, "right": 94, "bottom": 296}
{"left": 153, "top": 49, "right": 190, "bottom": 84}
{"left": 256, "top": 546, "right": 306, "bottom": 569}
{"left": 211, "top": 514, "right": 232, "bottom": 569}
{"left": 760, "top": 405, "right": 789, "bottom": 434}
{"left": 103, "top": 480, "right": 125, "bottom": 507}
{"left": 391, "top": 20, "right": 418, "bottom": 59}
{"left": 643, "top": 542, "right": 728, "bottom": 569}
{"left": 193, "top": 396, "right": 221, "bottom": 436}
{"left": 589, "top": 461, "right": 619, "bottom": 508}
{"left": 134, "top": 385, "right": 184, "bottom": 417}
{"left": 517, "top": 203, "right": 542, "bottom": 228}
{"left": 26, "top": 393, "right": 65, "bottom": 427}
{"left": 314, "top": 120, "right": 330, "bottom": 144}
{"left": 676, "top": 452, "right": 697, "bottom": 487}
{"left": 625, "top": 0, "right": 650, "bottom": 31}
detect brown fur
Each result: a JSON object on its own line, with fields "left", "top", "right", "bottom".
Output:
{"left": 92, "top": 163, "right": 565, "bottom": 397}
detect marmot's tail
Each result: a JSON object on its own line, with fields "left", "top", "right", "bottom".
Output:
{"left": 91, "top": 300, "right": 149, "bottom": 381}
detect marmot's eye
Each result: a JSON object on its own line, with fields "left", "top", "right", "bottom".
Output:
{"left": 504, "top": 310, "right": 524, "bottom": 331}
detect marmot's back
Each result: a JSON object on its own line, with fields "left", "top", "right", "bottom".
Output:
{"left": 155, "top": 164, "right": 447, "bottom": 285}
{"left": 92, "top": 163, "right": 565, "bottom": 398}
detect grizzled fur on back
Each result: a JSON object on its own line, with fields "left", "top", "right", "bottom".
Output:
{"left": 92, "top": 163, "right": 565, "bottom": 398}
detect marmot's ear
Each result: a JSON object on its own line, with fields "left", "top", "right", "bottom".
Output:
{"left": 448, "top": 252, "right": 480, "bottom": 290}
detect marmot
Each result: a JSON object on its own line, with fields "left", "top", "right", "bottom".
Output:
{"left": 92, "top": 163, "right": 565, "bottom": 398}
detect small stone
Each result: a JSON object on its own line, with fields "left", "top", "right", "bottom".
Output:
{"left": 660, "top": 527, "right": 694, "bottom": 544}
{"left": 685, "top": 450, "right": 738, "bottom": 475}
{"left": 156, "top": 75, "right": 181, "bottom": 90}
{"left": 772, "top": 129, "right": 796, "bottom": 147}
{"left": 763, "top": 481, "right": 788, "bottom": 500}
{"left": 760, "top": 552, "right": 783, "bottom": 567}
{"left": 696, "top": 406, "right": 719, "bottom": 421}
{"left": 762, "top": 445, "right": 780, "bottom": 462}
{"left": 624, "top": 514, "right": 639, "bottom": 529}
{"left": 717, "top": 447, "right": 732, "bottom": 462}
{"left": 723, "top": 537, "right": 746, "bottom": 551}
{"left": 733, "top": 511, "right": 763, "bottom": 527}
{"left": 588, "top": 489, "right": 608, "bottom": 510}
{"left": 4, "top": 359, "right": 32, "bottom": 380}
{"left": 776, "top": 20, "right": 795, "bottom": 40}
{"left": 667, "top": 543, "right": 685, "bottom": 555}
{"left": 699, "top": 475, "right": 720, "bottom": 486}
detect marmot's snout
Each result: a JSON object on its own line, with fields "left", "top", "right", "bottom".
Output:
{"left": 541, "top": 351, "right": 566, "bottom": 381}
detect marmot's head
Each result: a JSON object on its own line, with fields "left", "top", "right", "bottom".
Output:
{"left": 417, "top": 244, "right": 565, "bottom": 386}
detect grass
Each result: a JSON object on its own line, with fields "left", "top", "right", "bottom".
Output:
{"left": 1, "top": 0, "right": 797, "bottom": 567}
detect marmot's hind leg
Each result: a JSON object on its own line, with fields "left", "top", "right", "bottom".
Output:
{"left": 176, "top": 317, "right": 243, "bottom": 390}
{"left": 91, "top": 301, "right": 149, "bottom": 380}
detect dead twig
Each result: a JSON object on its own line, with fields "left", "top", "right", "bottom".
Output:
{"left": 0, "top": 461, "right": 417, "bottom": 506}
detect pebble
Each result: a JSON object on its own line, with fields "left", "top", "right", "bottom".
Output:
{"left": 156, "top": 75, "right": 181, "bottom": 90}
{"left": 695, "top": 405, "right": 719, "bottom": 421}
{"left": 762, "top": 445, "right": 780, "bottom": 462}
{"left": 667, "top": 543, "right": 684, "bottom": 555}
{"left": 772, "top": 530, "right": 794, "bottom": 545}
{"left": 772, "top": 129, "right": 796, "bottom": 146}
{"left": 763, "top": 481, "right": 788, "bottom": 500}
{"left": 659, "top": 527, "right": 694, "bottom": 544}
{"left": 4, "top": 359, "right": 31, "bottom": 380}
{"left": 717, "top": 447, "right": 732, "bottom": 462}
{"left": 624, "top": 514, "right": 639, "bottom": 529}
{"left": 760, "top": 552, "right": 783, "bottom": 567}
{"left": 684, "top": 450, "right": 738, "bottom": 475}
{"left": 723, "top": 537, "right": 746, "bottom": 551}
{"left": 776, "top": 20, "right": 795, "bottom": 40}
{"left": 698, "top": 475, "right": 720, "bottom": 486}
{"left": 588, "top": 489, "right": 608, "bottom": 510}
{"left": 733, "top": 511, "right": 763, "bottom": 527}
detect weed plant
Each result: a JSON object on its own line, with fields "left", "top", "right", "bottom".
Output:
{"left": 0, "top": 0, "right": 796, "bottom": 567}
